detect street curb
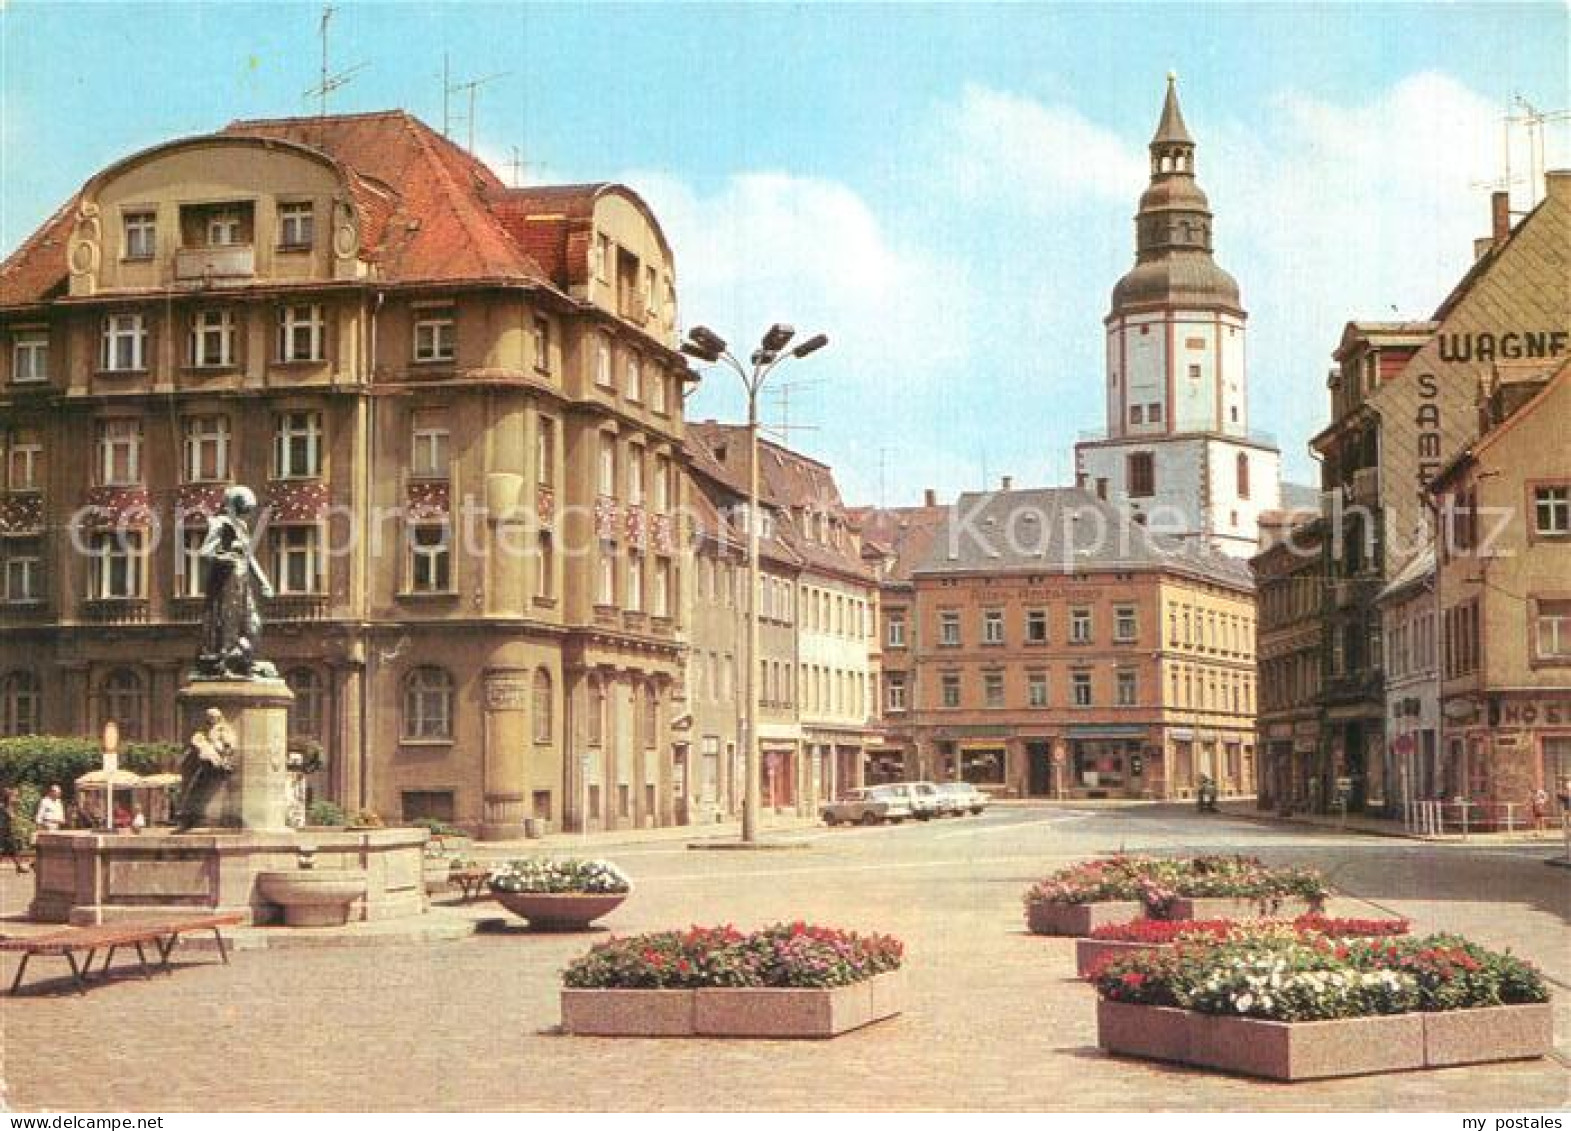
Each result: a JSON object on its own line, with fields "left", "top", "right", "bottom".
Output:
{"left": 686, "top": 839, "right": 814, "bottom": 852}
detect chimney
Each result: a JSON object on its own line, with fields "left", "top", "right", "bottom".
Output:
{"left": 1491, "top": 191, "right": 1511, "bottom": 246}
{"left": 1000, "top": 475, "right": 1013, "bottom": 491}
{"left": 1472, "top": 237, "right": 1495, "bottom": 262}
{"left": 923, "top": 488, "right": 936, "bottom": 507}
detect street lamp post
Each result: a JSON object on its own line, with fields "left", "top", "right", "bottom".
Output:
{"left": 681, "top": 323, "right": 828, "bottom": 843}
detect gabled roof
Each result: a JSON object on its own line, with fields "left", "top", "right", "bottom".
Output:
{"left": 688, "top": 421, "right": 872, "bottom": 583}
{"left": 222, "top": 111, "right": 546, "bottom": 284}
{"left": 849, "top": 505, "right": 949, "bottom": 585}
{"left": 3, "top": 110, "right": 677, "bottom": 308}
{"left": 915, "top": 486, "right": 1253, "bottom": 590}
{"left": 1378, "top": 544, "right": 1436, "bottom": 603}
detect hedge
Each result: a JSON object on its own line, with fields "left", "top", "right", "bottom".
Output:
{"left": 0, "top": 735, "right": 180, "bottom": 796}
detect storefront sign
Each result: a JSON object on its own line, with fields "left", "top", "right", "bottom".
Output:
{"left": 1437, "top": 330, "right": 1568, "bottom": 363}
{"left": 1415, "top": 372, "right": 1443, "bottom": 487}
{"left": 1498, "top": 698, "right": 1571, "bottom": 726}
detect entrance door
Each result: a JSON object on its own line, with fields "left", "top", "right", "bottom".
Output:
{"left": 1027, "top": 742, "right": 1051, "bottom": 796}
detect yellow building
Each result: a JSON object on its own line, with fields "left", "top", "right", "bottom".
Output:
{"left": 1430, "top": 361, "right": 1571, "bottom": 813}
{"left": 0, "top": 111, "right": 693, "bottom": 836}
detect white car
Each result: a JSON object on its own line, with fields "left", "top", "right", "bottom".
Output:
{"left": 821, "top": 785, "right": 914, "bottom": 826}
{"left": 896, "top": 781, "right": 944, "bottom": 820}
{"left": 935, "top": 781, "right": 990, "bottom": 816}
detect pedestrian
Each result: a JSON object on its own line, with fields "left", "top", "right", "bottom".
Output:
{"left": 34, "top": 784, "right": 65, "bottom": 832}
{"left": 1531, "top": 788, "right": 1550, "bottom": 832}
{"left": 0, "top": 787, "right": 30, "bottom": 873}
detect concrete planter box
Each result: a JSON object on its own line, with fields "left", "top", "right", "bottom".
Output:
{"left": 1422, "top": 1004, "right": 1553, "bottom": 1067}
{"left": 1097, "top": 1000, "right": 1192, "bottom": 1063}
{"left": 1184, "top": 1011, "right": 1425, "bottom": 1081}
{"left": 1077, "top": 938, "right": 1164, "bottom": 978}
{"left": 495, "top": 891, "right": 627, "bottom": 931}
{"left": 561, "top": 989, "right": 695, "bottom": 1037}
{"left": 1160, "top": 895, "right": 1323, "bottom": 921}
{"left": 1027, "top": 900, "right": 1143, "bottom": 937}
{"left": 560, "top": 970, "right": 904, "bottom": 1039}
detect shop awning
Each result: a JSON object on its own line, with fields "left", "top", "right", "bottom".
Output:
{"left": 1066, "top": 725, "right": 1148, "bottom": 739}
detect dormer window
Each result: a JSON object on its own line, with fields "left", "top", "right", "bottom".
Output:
{"left": 278, "top": 202, "right": 314, "bottom": 250}
{"left": 123, "top": 211, "right": 156, "bottom": 260}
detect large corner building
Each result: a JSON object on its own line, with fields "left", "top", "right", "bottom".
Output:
{"left": 0, "top": 111, "right": 696, "bottom": 837}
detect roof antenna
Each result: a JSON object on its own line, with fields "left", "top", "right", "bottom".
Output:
{"left": 304, "top": 5, "right": 368, "bottom": 118}
{"left": 446, "top": 71, "right": 510, "bottom": 156}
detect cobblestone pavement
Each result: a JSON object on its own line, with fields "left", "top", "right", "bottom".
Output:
{"left": 1, "top": 805, "right": 1566, "bottom": 1112}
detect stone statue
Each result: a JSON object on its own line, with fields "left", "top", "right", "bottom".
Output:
{"left": 175, "top": 707, "right": 237, "bottom": 831}
{"left": 196, "top": 485, "right": 275, "bottom": 679}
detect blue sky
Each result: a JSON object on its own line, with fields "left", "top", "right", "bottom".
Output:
{"left": 4, "top": 2, "right": 1568, "bottom": 503}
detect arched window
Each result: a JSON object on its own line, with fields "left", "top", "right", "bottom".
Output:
{"left": 402, "top": 666, "right": 453, "bottom": 741}
{"left": 587, "top": 676, "right": 605, "bottom": 746}
{"left": 642, "top": 684, "right": 658, "bottom": 749}
{"left": 285, "top": 667, "right": 325, "bottom": 740}
{"left": 99, "top": 667, "right": 145, "bottom": 741}
{"left": 532, "top": 668, "right": 552, "bottom": 744}
{"left": 2, "top": 671, "right": 41, "bottom": 737}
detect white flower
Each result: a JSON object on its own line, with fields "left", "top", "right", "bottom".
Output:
{"left": 1236, "top": 993, "right": 1254, "bottom": 1013}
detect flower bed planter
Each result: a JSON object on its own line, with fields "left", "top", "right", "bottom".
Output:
{"left": 561, "top": 971, "right": 903, "bottom": 1038}
{"left": 1027, "top": 900, "right": 1143, "bottom": 937}
{"left": 1161, "top": 895, "right": 1324, "bottom": 922}
{"left": 1095, "top": 1002, "right": 1553, "bottom": 1080}
{"left": 1096, "top": 1000, "right": 1192, "bottom": 1063}
{"left": 561, "top": 989, "right": 695, "bottom": 1037}
{"left": 1422, "top": 1003, "right": 1553, "bottom": 1068}
{"left": 495, "top": 890, "right": 626, "bottom": 931}
{"left": 1185, "top": 1010, "right": 1426, "bottom": 1080}
{"left": 1077, "top": 938, "right": 1164, "bottom": 978}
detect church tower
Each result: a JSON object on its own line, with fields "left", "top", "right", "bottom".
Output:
{"left": 1074, "top": 75, "right": 1281, "bottom": 557}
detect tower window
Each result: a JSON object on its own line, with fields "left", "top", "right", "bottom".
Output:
{"left": 1148, "top": 403, "right": 1162, "bottom": 422}
{"left": 1129, "top": 405, "right": 1143, "bottom": 425}
{"left": 1236, "top": 453, "right": 1250, "bottom": 499}
{"left": 1127, "top": 453, "right": 1155, "bottom": 498}
{"left": 1188, "top": 364, "right": 1201, "bottom": 381}
{"left": 1230, "top": 406, "right": 1239, "bottom": 422}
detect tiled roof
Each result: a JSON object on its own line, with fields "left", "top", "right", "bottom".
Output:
{"left": 2, "top": 110, "right": 589, "bottom": 307}
{"left": 0, "top": 196, "right": 77, "bottom": 308}
{"left": 683, "top": 433, "right": 802, "bottom": 570}
{"left": 850, "top": 505, "right": 949, "bottom": 585}
{"left": 688, "top": 421, "right": 872, "bottom": 582}
{"left": 223, "top": 111, "right": 546, "bottom": 284}
{"left": 915, "top": 486, "right": 1254, "bottom": 590}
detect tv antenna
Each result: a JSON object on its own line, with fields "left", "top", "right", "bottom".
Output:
{"left": 761, "top": 377, "right": 823, "bottom": 449}
{"left": 1471, "top": 94, "right": 1570, "bottom": 210}
{"left": 304, "top": 6, "right": 367, "bottom": 118}
{"left": 447, "top": 70, "right": 510, "bottom": 156}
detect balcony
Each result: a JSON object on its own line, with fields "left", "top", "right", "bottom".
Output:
{"left": 81, "top": 598, "right": 150, "bottom": 625}
{"left": 175, "top": 244, "right": 255, "bottom": 282}
{"left": 1348, "top": 466, "right": 1381, "bottom": 507}
{"left": 265, "top": 593, "right": 331, "bottom": 622}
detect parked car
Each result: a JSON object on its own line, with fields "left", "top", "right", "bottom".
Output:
{"left": 901, "top": 781, "right": 944, "bottom": 820}
{"left": 821, "top": 786, "right": 913, "bottom": 826}
{"left": 935, "top": 781, "right": 990, "bottom": 816}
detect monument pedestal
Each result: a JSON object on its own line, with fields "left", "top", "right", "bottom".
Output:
{"left": 177, "top": 677, "right": 293, "bottom": 831}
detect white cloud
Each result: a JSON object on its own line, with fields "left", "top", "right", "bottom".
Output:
{"left": 617, "top": 71, "right": 1564, "bottom": 504}
{"left": 936, "top": 83, "right": 1147, "bottom": 208}
{"left": 624, "top": 168, "right": 976, "bottom": 466}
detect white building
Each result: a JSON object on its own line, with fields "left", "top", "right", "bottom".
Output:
{"left": 1377, "top": 545, "right": 1441, "bottom": 815}
{"left": 1075, "top": 76, "right": 1281, "bottom": 558}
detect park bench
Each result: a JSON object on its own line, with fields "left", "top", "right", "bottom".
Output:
{"left": 447, "top": 867, "right": 492, "bottom": 902}
{"left": 1, "top": 913, "right": 244, "bottom": 995}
